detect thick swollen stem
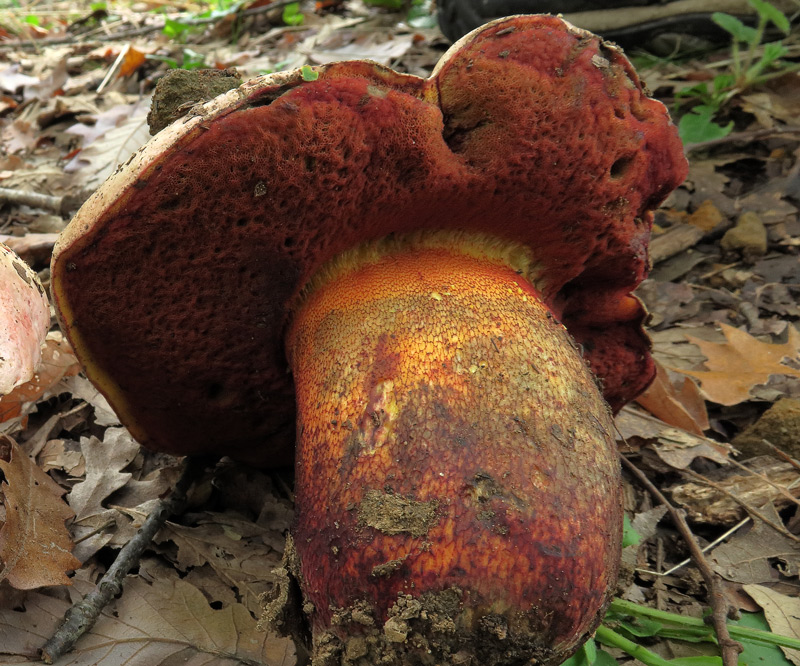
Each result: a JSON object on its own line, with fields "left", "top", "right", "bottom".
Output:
{"left": 286, "top": 244, "right": 623, "bottom": 666}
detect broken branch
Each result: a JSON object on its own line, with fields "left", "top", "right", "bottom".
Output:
{"left": 620, "top": 454, "right": 743, "bottom": 666}
{"left": 40, "top": 456, "right": 207, "bottom": 664}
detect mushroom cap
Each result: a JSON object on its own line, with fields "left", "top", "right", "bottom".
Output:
{"left": 1, "top": 243, "right": 50, "bottom": 396}
{"left": 51, "top": 15, "right": 687, "bottom": 464}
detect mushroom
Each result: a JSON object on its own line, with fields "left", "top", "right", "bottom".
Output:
{"left": 1, "top": 243, "right": 50, "bottom": 396}
{"left": 51, "top": 15, "right": 687, "bottom": 666}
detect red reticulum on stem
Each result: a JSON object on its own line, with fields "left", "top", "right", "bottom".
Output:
{"left": 287, "top": 240, "right": 622, "bottom": 665}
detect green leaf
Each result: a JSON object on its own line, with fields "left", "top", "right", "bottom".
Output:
{"left": 748, "top": 0, "right": 790, "bottom": 32}
{"left": 407, "top": 11, "right": 437, "bottom": 28}
{"left": 24, "top": 14, "right": 40, "bottom": 25}
{"left": 679, "top": 105, "right": 734, "bottom": 144}
{"left": 758, "top": 40, "right": 789, "bottom": 70}
{"left": 712, "top": 12, "right": 758, "bottom": 43}
{"left": 180, "top": 48, "right": 207, "bottom": 70}
{"left": 282, "top": 2, "right": 304, "bottom": 26}
{"left": 622, "top": 514, "right": 641, "bottom": 548}
{"left": 667, "top": 658, "right": 722, "bottom": 665}
{"left": 583, "top": 638, "right": 597, "bottom": 663}
{"left": 675, "top": 81, "right": 726, "bottom": 109}
{"left": 764, "top": 41, "right": 789, "bottom": 59}
{"left": 711, "top": 73, "right": 734, "bottom": 94}
{"left": 593, "top": 651, "right": 617, "bottom": 666}
{"left": 363, "top": 0, "right": 405, "bottom": 9}
{"left": 675, "top": 82, "right": 710, "bottom": 100}
{"left": 162, "top": 17, "right": 193, "bottom": 39}
{"left": 407, "top": 0, "right": 436, "bottom": 28}
{"left": 557, "top": 650, "right": 585, "bottom": 665}
{"left": 145, "top": 54, "right": 178, "bottom": 68}
{"left": 558, "top": 640, "right": 598, "bottom": 666}
{"left": 301, "top": 65, "right": 319, "bottom": 82}
{"left": 735, "top": 612, "right": 794, "bottom": 666}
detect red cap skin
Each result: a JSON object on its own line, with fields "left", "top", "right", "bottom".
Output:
{"left": 51, "top": 15, "right": 687, "bottom": 465}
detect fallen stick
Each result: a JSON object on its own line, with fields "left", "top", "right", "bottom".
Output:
{"left": 0, "top": 187, "right": 85, "bottom": 215}
{"left": 620, "top": 454, "right": 743, "bottom": 666}
{"left": 40, "top": 456, "right": 208, "bottom": 664}
{"left": 650, "top": 223, "right": 704, "bottom": 265}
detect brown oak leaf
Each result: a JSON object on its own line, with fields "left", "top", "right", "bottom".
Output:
{"left": 0, "top": 435, "right": 80, "bottom": 589}
{"left": 674, "top": 323, "right": 800, "bottom": 406}
{"left": 0, "top": 571, "right": 296, "bottom": 664}
{"left": 636, "top": 360, "right": 709, "bottom": 435}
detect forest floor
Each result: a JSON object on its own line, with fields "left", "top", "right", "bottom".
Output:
{"left": 0, "top": 2, "right": 799, "bottom": 665}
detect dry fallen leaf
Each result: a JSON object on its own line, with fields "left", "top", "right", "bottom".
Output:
{"left": 1, "top": 118, "right": 38, "bottom": 155}
{"left": 0, "top": 332, "right": 81, "bottom": 427}
{"left": 0, "top": 233, "right": 61, "bottom": 265}
{"left": 38, "top": 438, "right": 85, "bottom": 476}
{"left": 0, "top": 435, "right": 80, "bottom": 589}
{"left": 67, "top": 428, "right": 139, "bottom": 521}
{"left": 636, "top": 361, "right": 709, "bottom": 435}
{"left": 649, "top": 427, "right": 731, "bottom": 470}
{"left": 307, "top": 32, "right": 415, "bottom": 65}
{"left": 0, "top": 64, "right": 39, "bottom": 94}
{"left": 110, "top": 462, "right": 182, "bottom": 509}
{"left": 64, "top": 101, "right": 151, "bottom": 192}
{"left": 615, "top": 405, "right": 730, "bottom": 469}
{"left": 669, "top": 456, "right": 800, "bottom": 525}
{"left": 743, "top": 584, "right": 800, "bottom": 666}
{"left": 710, "top": 504, "right": 800, "bottom": 585}
{"left": 0, "top": 573, "right": 296, "bottom": 665}
{"left": 674, "top": 323, "right": 800, "bottom": 406}
{"left": 620, "top": 506, "right": 668, "bottom": 571}
{"left": 62, "top": 375, "right": 121, "bottom": 427}
{"left": 160, "top": 513, "right": 286, "bottom": 616}
{"left": 119, "top": 46, "right": 148, "bottom": 78}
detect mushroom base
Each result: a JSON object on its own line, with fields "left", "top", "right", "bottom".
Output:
{"left": 286, "top": 244, "right": 623, "bottom": 666}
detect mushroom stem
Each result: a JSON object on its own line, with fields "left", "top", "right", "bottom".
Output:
{"left": 286, "top": 240, "right": 623, "bottom": 665}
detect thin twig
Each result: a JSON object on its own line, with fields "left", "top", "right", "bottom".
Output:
{"left": 682, "top": 468, "right": 800, "bottom": 543}
{"left": 620, "top": 454, "right": 743, "bottom": 666}
{"left": 0, "top": 1, "right": 299, "bottom": 50}
{"left": 645, "top": 452, "right": 800, "bottom": 576}
{"left": 685, "top": 126, "right": 800, "bottom": 154}
{"left": 73, "top": 518, "right": 117, "bottom": 544}
{"left": 696, "top": 263, "right": 740, "bottom": 282}
{"left": 725, "top": 457, "right": 800, "bottom": 510}
{"left": 637, "top": 516, "right": 751, "bottom": 577}
{"left": 40, "top": 456, "right": 207, "bottom": 664}
{"left": 0, "top": 187, "right": 84, "bottom": 215}
{"left": 762, "top": 438, "right": 800, "bottom": 472}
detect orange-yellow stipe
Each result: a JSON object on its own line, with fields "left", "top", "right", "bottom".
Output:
{"left": 287, "top": 247, "right": 622, "bottom": 665}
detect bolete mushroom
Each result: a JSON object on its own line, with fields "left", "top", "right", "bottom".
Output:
{"left": 1, "top": 243, "right": 50, "bottom": 396}
{"left": 51, "top": 15, "right": 687, "bottom": 666}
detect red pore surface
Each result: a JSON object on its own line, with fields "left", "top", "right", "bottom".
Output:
{"left": 52, "top": 15, "right": 687, "bottom": 463}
